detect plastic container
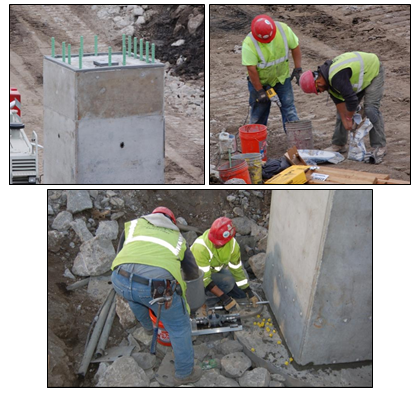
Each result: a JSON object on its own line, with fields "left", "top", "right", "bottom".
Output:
{"left": 286, "top": 120, "right": 314, "bottom": 149}
{"left": 184, "top": 269, "right": 205, "bottom": 313}
{"left": 217, "top": 159, "right": 252, "bottom": 184}
{"left": 239, "top": 124, "right": 268, "bottom": 162}
{"left": 232, "top": 153, "right": 263, "bottom": 184}
{"left": 149, "top": 309, "right": 171, "bottom": 347}
{"left": 10, "top": 88, "right": 21, "bottom": 116}
{"left": 219, "top": 132, "right": 236, "bottom": 159}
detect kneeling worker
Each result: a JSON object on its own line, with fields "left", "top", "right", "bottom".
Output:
{"left": 111, "top": 207, "right": 202, "bottom": 386}
{"left": 191, "top": 217, "right": 257, "bottom": 311}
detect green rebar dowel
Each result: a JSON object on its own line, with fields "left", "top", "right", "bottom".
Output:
{"left": 51, "top": 37, "right": 55, "bottom": 57}
{"left": 80, "top": 36, "right": 84, "bottom": 58}
{"left": 134, "top": 37, "right": 137, "bottom": 59}
{"left": 152, "top": 43, "right": 155, "bottom": 63}
{"left": 123, "top": 43, "right": 126, "bottom": 66}
{"left": 140, "top": 38, "right": 143, "bottom": 61}
{"left": 79, "top": 48, "right": 82, "bottom": 69}
{"left": 108, "top": 46, "right": 112, "bottom": 66}
{"left": 146, "top": 41, "right": 149, "bottom": 63}
{"left": 62, "top": 42, "right": 66, "bottom": 62}
{"left": 122, "top": 34, "right": 125, "bottom": 49}
{"left": 128, "top": 36, "right": 131, "bottom": 57}
{"left": 68, "top": 44, "right": 71, "bottom": 65}
{"left": 94, "top": 35, "right": 98, "bottom": 56}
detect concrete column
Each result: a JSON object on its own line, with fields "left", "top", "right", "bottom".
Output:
{"left": 264, "top": 190, "right": 372, "bottom": 365}
{"left": 43, "top": 52, "right": 165, "bottom": 184}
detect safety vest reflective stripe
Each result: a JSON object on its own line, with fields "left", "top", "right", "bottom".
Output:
{"left": 126, "top": 219, "right": 139, "bottom": 242}
{"left": 247, "top": 22, "right": 289, "bottom": 69}
{"left": 125, "top": 235, "right": 183, "bottom": 258}
{"left": 330, "top": 51, "right": 364, "bottom": 92}
{"left": 199, "top": 265, "right": 211, "bottom": 273}
{"left": 236, "top": 278, "right": 248, "bottom": 287}
{"left": 229, "top": 260, "right": 242, "bottom": 269}
{"left": 192, "top": 239, "right": 213, "bottom": 261}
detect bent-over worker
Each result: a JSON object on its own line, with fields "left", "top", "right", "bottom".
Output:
{"left": 111, "top": 207, "right": 202, "bottom": 386}
{"left": 299, "top": 51, "right": 386, "bottom": 161}
{"left": 191, "top": 217, "right": 257, "bottom": 311}
{"left": 242, "top": 14, "right": 302, "bottom": 131}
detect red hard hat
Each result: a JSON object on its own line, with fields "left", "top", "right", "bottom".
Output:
{"left": 208, "top": 217, "right": 236, "bottom": 247}
{"left": 152, "top": 207, "right": 176, "bottom": 224}
{"left": 299, "top": 70, "right": 318, "bottom": 95}
{"left": 251, "top": 15, "right": 276, "bottom": 43}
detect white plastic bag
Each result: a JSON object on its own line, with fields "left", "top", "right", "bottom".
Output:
{"left": 348, "top": 117, "right": 373, "bottom": 161}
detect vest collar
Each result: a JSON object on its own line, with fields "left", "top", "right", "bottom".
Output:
{"left": 142, "top": 213, "right": 179, "bottom": 231}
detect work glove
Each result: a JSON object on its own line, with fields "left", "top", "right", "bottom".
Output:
{"left": 256, "top": 88, "right": 269, "bottom": 104}
{"left": 220, "top": 294, "right": 239, "bottom": 312}
{"left": 291, "top": 68, "right": 303, "bottom": 85}
{"left": 244, "top": 287, "right": 258, "bottom": 307}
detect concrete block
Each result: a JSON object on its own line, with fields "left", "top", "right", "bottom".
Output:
{"left": 43, "top": 53, "right": 165, "bottom": 184}
{"left": 264, "top": 190, "right": 372, "bottom": 365}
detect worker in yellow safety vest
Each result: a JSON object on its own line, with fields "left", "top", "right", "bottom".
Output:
{"left": 299, "top": 52, "right": 386, "bottom": 161}
{"left": 111, "top": 207, "right": 202, "bottom": 386}
{"left": 242, "top": 14, "right": 302, "bottom": 131}
{"left": 191, "top": 217, "right": 258, "bottom": 312}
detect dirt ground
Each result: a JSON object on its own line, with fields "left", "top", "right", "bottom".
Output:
{"left": 209, "top": 4, "right": 410, "bottom": 182}
{"left": 10, "top": 4, "right": 204, "bottom": 184}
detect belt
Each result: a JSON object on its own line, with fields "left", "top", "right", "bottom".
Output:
{"left": 117, "top": 268, "right": 174, "bottom": 286}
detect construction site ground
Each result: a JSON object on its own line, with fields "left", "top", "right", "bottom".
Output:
{"left": 210, "top": 5, "right": 410, "bottom": 182}
{"left": 10, "top": 5, "right": 204, "bottom": 184}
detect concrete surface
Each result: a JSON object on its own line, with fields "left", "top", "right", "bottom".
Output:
{"left": 264, "top": 190, "right": 372, "bottom": 365}
{"left": 43, "top": 53, "right": 165, "bottom": 184}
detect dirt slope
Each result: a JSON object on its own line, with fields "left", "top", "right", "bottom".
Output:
{"left": 10, "top": 4, "right": 204, "bottom": 184}
{"left": 210, "top": 5, "right": 410, "bottom": 182}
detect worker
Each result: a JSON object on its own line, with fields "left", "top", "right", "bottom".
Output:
{"left": 111, "top": 207, "right": 202, "bottom": 386}
{"left": 191, "top": 217, "right": 258, "bottom": 311}
{"left": 299, "top": 51, "right": 386, "bottom": 161}
{"left": 242, "top": 14, "right": 302, "bottom": 131}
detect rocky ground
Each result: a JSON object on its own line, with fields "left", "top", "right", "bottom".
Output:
{"left": 10, "top": 5, "right": 204, "bottom": 184}
{"left": 48, "top": 190, "right": 372, "bottom": 387}
{"left": 210, "top": 4, "right": 410, "bottom": 183}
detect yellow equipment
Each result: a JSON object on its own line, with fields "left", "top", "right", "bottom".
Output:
{"left": 264, "top": 165, "right": 310, "bottom": 184}
{"left": 265, "top": 85, "right": 281, "bottom": 107}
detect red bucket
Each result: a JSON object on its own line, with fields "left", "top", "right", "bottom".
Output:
{"left": 239, "top": 124, "right": 268, "bottom": 162}
{"left": 149, "top": 309, "right": 171, "bottom": 347}
{"left": 217, "top": 159, "right": 252, "bottom": 184}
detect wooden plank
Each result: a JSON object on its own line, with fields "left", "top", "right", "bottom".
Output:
{"left": 375, "top": 178, "right": 410, "bottom": 184}
{"left": 311, "top": 167, "right": 390, "bottom": 184}
{"left": 307, "top": 180, "right": 341, "bottom": 185}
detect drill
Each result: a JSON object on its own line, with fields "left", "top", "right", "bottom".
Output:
{"left": 265, "top": 85, "right": 282, "bottom": 108}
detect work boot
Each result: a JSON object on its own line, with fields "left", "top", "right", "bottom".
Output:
{"left": 144, "top": 329, "right": 154, "bottom": 336}
{"left": 173, "top": 366, "right": 202, "bottom": 386}
{"left": 364, "top": 146, "right": 386, "bottom": 164}
{"left": 325, "top": 144, "right": 347, "bottom": 153}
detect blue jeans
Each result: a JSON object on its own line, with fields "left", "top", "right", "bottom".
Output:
{"left": 111, "top": 268, "right": 194, "bottom": 379}
{"left": 205, "top": 269, "right": 247, "bottom": 306}
{"left": 248, "top": 77, "right": 299, "bottom": 132}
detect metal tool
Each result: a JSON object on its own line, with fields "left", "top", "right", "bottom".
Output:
{"left": 208, "top": 300, "right": 269, "bottom": 310}
{"left": 149, "top": 295, "right": 172, "bottom": 354}
{"left": 265, "top": 85, "right": 282, "bottom": 107}
{"left": 191, "top": 312, "right": 243, "bottom": 336}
